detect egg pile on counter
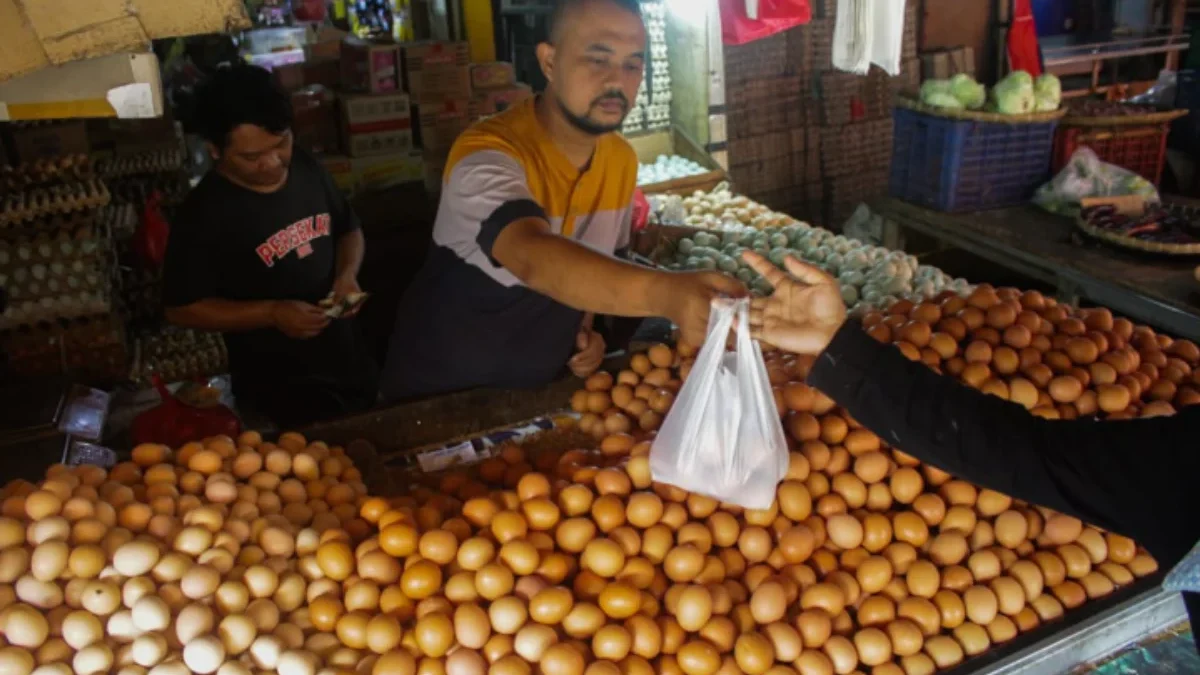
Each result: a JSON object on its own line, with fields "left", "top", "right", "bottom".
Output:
{"left": 651, "top": 184, "right": 796, "bottom": 232}
{"left": 0, "top": 286, "right": 1185, "bottom": 675}
{"left": 666, "top": 224, "right": 971, "bottom": 314}
{"left": 637, "top": 156, "right": 709, "bottom": 187}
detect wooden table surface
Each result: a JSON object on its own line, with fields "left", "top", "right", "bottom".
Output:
{"left": 871, "top": 198, "right": 1200, "bottom": 341}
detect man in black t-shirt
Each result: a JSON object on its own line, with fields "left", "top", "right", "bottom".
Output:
{"left": 163, "top": 65, "right": 378, "bottom": 428}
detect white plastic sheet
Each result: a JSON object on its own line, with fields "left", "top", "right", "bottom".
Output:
{"left": 832, "top": 0, "right": 905, "bottom": 76}
{"left": 649, "top": 298, "right": 788, "bottom": 509}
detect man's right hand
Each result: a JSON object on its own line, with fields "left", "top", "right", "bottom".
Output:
{"left": 662, "top": 271, "right": 748, "bottom": 347}
{"left": 271, "top": 301, "right": 331, "bottom": 339}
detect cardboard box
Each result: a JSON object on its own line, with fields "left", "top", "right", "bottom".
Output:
{"left": 321, "top": 151, "right": 424, "bottom": 194}
{"left": 470, "top": 84, "right": 532, "bottom": 119}
{"left": 351, "top": 151, "right": 424, "bottom": 192}
{"left": 0, "top": 52, "right": 164, "bottom": 121}
{"left": 470, "top": 62, "right": 516, "bottom": 91}
{"left": 305, "top": 26, "right": 347, "bottom": 62}
{"left": 921, "top": 47, "right": 976, "bottom": 80}
{"left": 401, "top": 41, "right": 471, "bottom": 103}
{"left": 6, "top": 120, "right": 89, "bottom": 162}
{"left": 0, "top": 0, "right": 250, "bottom": 82}
{"left": 291, "top": 87, "right": 339, "bottom": 155}
{"left": 340, "top": 92, "right": 413, "bottom": 157}
{"left": 341, "top": 38, "right": 402, "bottom": 94}
{"left": 273, "top": 60, "right": 341, "bottom": 92}
{"left": 417, "top": 99, "right": 472, "bottom": 157}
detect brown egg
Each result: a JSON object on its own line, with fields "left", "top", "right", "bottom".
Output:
{"left": 932, "top": 590, "right": 966, "bottom": 629}
{"left": 905, "top": 561, "right": 940, "bottom": 599}
{"left": 826, "top": 515, "right": 863, "bottom": 551}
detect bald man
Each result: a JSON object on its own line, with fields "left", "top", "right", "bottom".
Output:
{"left": 380, "top": 0, "right": 743, "bottom": 401}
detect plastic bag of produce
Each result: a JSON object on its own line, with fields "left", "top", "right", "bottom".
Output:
{"left": 1032, "top": 147, "right": 1160, "bottom": 217}
{"left": 649, "top": 297, "right": 788, "bottom": 509}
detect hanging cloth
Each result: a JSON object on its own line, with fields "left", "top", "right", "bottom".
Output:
{"left": 1007, "top": 0, "right": 1044, "bottom": 77}
{"left": 831, "top": 0, "right": 905, "bottom": 76}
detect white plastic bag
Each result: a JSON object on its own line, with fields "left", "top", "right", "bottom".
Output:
{"left": 649, "top": 297, "right": 788, "bottom": 509}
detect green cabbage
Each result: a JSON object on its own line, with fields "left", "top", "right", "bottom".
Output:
{"left": 1033, "top": 73, "right": 1062, "bottom": 110}
{"left": 1034, "top": 94, "right": 1059, "bottom": 112}
{"left": 919, "top": 79, "right": 953, "bottom": 105}
{"left": 923, "top": 92, "right": 966, "bottom": 110}
{"left": 1007, "top": 70, "right": 1034, "bottom": 88}
{"left": 949, "top": 73, "right": 987, "bottom": 109}
{"left": 991, "top": 71, "right": 1035, "bottom": 115}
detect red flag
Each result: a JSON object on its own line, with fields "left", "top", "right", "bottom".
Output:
{"left": 720, "top": 0, "right": 811, "bottom": 46}
{"left": 1007, "top": 0, "right": 1043, "bottom": 77}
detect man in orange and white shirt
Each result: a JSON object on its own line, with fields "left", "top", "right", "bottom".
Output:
{"left": 380, "top": 0, "right": 743, "bottom": 401}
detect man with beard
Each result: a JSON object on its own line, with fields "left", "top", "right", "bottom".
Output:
{"left": 379, "top": 0, "right": 743, "bottom": 401}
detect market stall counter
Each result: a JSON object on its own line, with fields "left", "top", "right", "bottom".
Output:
{"left": 872, "top": 198, "right": 1200, "bottom": 342}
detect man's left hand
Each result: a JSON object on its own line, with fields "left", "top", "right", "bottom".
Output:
{"left": 569, "top": 325, "right": 606, "bottom": 379}
{"left": 332, "top": 274, "right": 364, "bottom": 318}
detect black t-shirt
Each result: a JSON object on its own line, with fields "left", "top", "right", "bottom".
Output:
{"left": 162, "top": 150, "right": 376, "bottom": 414}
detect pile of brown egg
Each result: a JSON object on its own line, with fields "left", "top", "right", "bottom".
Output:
{"left": 0, "top": 285, "right": 1181, "bottom": 675}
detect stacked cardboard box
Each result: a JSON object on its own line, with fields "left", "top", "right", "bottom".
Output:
{"left": 305, "top": 36, "right": 422, "bottom": 194}
{"left": 400, "top": 41, "right": 472, "bottom": 189}
{"left": 468, "top": 62, "right": 532, "bottom": 121}
{"left": 722, "top": 0, "right": 919, "bottom": 229}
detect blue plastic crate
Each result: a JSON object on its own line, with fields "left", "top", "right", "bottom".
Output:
{"left": 889, "top": 106, "right": 1060, "bottom": 212}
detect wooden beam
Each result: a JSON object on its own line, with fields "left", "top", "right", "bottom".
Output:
{"left": 1167, "top": 0, "right": 1186, "bottom": 70}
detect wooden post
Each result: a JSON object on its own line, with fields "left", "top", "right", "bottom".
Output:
{"left": 1166, "top": 0, "right": 1186, "bottom": 71}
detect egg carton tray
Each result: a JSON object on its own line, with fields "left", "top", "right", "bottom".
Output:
{"left": 95, "top": 148, "right": 187, "bottom": 178}
{"left": 0, "top": 155, "right": 94, "bottom": 192}
{"left": 0, "top": 226, "right": 114, "bottom": 269}
{"left": 0, "top": 293, "right": 116, "bottom": 332}
{"left": 0, "top": 208, "right": 99, "bottom": 238}
{"left": 3, "top": 270, "right": 111, "bottom": 305}
{"left": 0, "top": 180, "right": 111, "bottom": 227}
{"left": 106, "top": 174, "right": 190, "bottom": 207}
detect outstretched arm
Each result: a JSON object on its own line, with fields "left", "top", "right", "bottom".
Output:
{"left": 809, "top": 320, "right": 1199, "bottom": 539}
{"left": 743, "top": 252, "right": 1200, "bottom": 541}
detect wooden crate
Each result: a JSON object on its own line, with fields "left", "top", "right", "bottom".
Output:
{"left": 626, "top": 126, "right": 726, "bottom": 196}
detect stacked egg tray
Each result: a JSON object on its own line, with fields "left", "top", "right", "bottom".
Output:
{"left": 1, "top": 314, "right": 127, "bottom": 380}
{"left": 0, "top": 179, "right": 111, "bottom": 229}
{"left": 0, "top": 154, "right": 93, "bottom": 192}
{"left": 623, "top": 0, "right": 670, "bottom": 135}
{"left": 128, "top": 327, "right": 228, "bottom": 387}
{"left": 0, "top": 159, "right": 124, "bottom": 376}
{"left": 0, "top": 223, "right": 116, "bottom": 330}
{"left": 95, "top": 145, "right": 191, "bottom": 208}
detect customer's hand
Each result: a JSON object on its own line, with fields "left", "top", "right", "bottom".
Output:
{"left": 742, "top": 252, "right": 846, "bottom": 355}
{"left": 664, "top": 271, "right": 748, "bottom": 347}
{"left": 569, "top": 316, "right": 606, "bottom": 379}
{"left": 272, "top": 301, "right": 331, "bottom": 339}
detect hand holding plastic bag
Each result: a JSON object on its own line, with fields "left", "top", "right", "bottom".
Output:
{"left": 649, "top": 297, "right": 788, "bottom": 509}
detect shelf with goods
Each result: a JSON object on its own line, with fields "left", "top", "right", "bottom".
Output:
{"left": 91, "top": 124, "right": 231, "bottom": 385}
{"left": 0, "top": 142, "right": 127, "bottom": 381}
{"left": 621, "top": 0, "right": 729, "bottom": 196}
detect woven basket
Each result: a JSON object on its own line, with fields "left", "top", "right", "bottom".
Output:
{"left": 1075, "top": 200, "right": 1200, "bottom": 256}
{"left": 895, "top": 96, "right": 1068, "bottom": 124}
{"left": 1061, "top": 108, "right": 1188, "bottom": 127}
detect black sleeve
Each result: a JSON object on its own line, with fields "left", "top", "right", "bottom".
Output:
{"left": 808, "top": 322, "right": 1200, "bottom": 544}
{"left": 162, "top": 210, "right": 216, "bottom": 308}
